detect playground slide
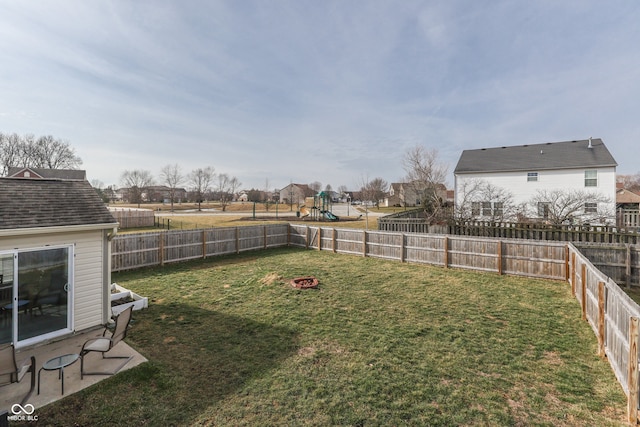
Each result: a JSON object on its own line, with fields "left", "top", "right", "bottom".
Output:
{"left": 322, "top": 211, "right": 339, "bottom": 221}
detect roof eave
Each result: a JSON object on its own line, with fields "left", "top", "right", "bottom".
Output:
{"left": 0, "top": 222, "right": 120, "bottom": 237}
{"left": 454, "top": 163, "right": 618, "bottom": 175}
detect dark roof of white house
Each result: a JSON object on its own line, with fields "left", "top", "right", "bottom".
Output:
{"left": 454, "top": 138, "right": 617, "bottom": 174}
{"left": 0, "top": 177, "right": 117, "bottom": 230}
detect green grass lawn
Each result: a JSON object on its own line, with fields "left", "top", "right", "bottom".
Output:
{"left": 36, "top": 248, "right": 626, "bottom": 426}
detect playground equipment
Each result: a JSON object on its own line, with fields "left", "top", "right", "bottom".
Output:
{"left": 296, "top": 191, "right": 339, "bottom": 221}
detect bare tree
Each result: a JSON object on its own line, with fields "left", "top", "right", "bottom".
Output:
{"left": 454, "top": 179, "right": 516, "bottom": 222}
{"left": 30, "top": 135, "right": 82, "bottom": 169}
{"left": 160, "top": 163, "right": 184, "bottom": 212}
{"left": 189, "top": 167, "right": 215, "bottom": 211}
{"left": 338, "top": 185, "right": 349, "bottom": 200}
{"left": 0, "top": 132, "right": 82, "bottom": 175}
{"left": 617, "top": 173, "right": 640, "bottom": 192}
{"left": 308, "top": 181, "right": 322, "bottom": 193}
{"left": 217, "top": 173, "right": 241, "bottom": 211}
{"left": 121, "top": 170, "right": 154, "bottom": 207}
{"left": 0, "top": 133, "right": 21, "bottom": 175}
{"left": 361, "top": 177, "right": 388, "bottom": 208}
{"left": 527, "top": 189, "right": 614, "bottom": 225}
{"left": 402, "top": 145, "right": 449, "bottom": 222}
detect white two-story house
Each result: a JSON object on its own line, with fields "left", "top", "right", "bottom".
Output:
{"left": 453, "top": 138, "right": 618, "bottom": 224}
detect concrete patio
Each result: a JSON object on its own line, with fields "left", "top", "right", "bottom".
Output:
{"left": 1, "top": 328, "right": 147, "bottom": 414}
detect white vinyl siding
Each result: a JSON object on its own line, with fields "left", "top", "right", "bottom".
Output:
{"left": 0, "top": 229, "right": 108, "bottom": 335}
{"left": 455, "top": 166, "right": 616, "bottom": 224}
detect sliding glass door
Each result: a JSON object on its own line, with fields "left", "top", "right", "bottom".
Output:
{"left": 0, "top": 246, "right": 73, "bottom": 346}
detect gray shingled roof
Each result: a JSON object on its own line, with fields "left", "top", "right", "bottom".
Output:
{"left": 454, "top": 138, "right": 618, "bottom": 174}
{"left": 0, "top": 178, "right": 117, "bottom": 230}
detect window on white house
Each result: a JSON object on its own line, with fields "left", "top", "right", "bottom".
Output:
{"left": 538, "top": 202, "right": 551, "bottom": 219}
{"left": 471, "top": 202, "right": 480, "bottom": 216}
{"left": 494, "top": 202, "right": 504, "bottom": 217}
{"left": 584, "top": 202, "right": 598, "bottom": 213}
{"left": 585, "top": 170, "right": 597, "bottom": 187}
{"left": 482, "top": 202, "right": 492, "bottom": 216}
{"left": 527, "top": 172, "right": 538, "bottom": 182}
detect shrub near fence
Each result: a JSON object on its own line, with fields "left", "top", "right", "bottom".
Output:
{"left": 110, "top": 224, "right": 640, "bottom": 420}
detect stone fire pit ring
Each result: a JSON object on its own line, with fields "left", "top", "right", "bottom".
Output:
{"left": 291, "top": 276, "right": 319, "bottom": 289}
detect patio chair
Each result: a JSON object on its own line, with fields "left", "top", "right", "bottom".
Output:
{"left": 0, "top": 344, "right": 36, "bottom": 405}
{"left": 80, "top": 306, "right": 134, "bottom": 379}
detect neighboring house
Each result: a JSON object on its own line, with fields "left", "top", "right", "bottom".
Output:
{"left": 278, "top": 183, "right": 314, "bottom": 206}
{"left": 616, "top": 188, "right": 640, "bottom": 230}
{"left": 146, "top": 185, "right": 188, "bottom": 203}
{"left": 383, "top": 182, "right": 448, "bottom": 208}
{"left": 385, "top": 183, "right": 420, "bottom": 207}
{"left": 237, "top": 191, "right": 249, "bottom": 202}
{"left": 454, "top": 138, "right": 618, "bottom": 224}
{"left": 0, "top": 170, "right": 118, "bottom": 348}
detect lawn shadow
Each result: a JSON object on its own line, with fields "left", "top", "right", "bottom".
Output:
{"left": 34, "top": 304, "right": 299, "bottom": 426}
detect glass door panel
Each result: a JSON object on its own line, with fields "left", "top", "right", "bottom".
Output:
{"left": 17, "top": 247, "right": 70, "bottom": 343}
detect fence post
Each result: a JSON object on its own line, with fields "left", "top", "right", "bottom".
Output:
{"left": 318, "top": 227, "right": 322, "bottom": 251}
{"left": 627, "top": 244, "right": 632, "bottom": 289}
{"left": 305, "top": 226, "right": 309, "bottom": 249}
{"left": 202, "top": 229, "right": 206, "bottom": 259}
{"left": 565, "top": 245, "right": 570, "bottom": 282}
{"left": 571, "top": 253, "right": 576, "bottom": 296}
{"left": 287, "top": 224, "right": 291, "bottom": 247}
{"left": 159, "top": 232, "right": 165, "bottom": 266}
{"left": 264, "top": 225, "right": 268, "bottom": 250}
{"left": 497, "top": 240, "right": 503, "bottom": 275}
{"left": 597, "top": 281, "right": 606, "bottom": 358}
{"left": 235, "top": 227, "right": 240, "bottom": 254}
{"left": 628, "top": 316, "right": 639, "bottom": 425}
{"left": 400, "top": 234, "right": 405, "bottom": 263}
{"left": 363, "top": 231, "right": 367, "bottom": 257}
{"left": 333, "top": 228, "right": 337, "bottom": 253}
{"left": 581, "top": 263, "right": 587, "bottom": 321}
{"left": 443, "top": 236, "right": 449, "bottom": 268}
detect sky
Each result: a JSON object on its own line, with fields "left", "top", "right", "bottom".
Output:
{"left": 1, "top": 1, "right": 639, "bottom": 192}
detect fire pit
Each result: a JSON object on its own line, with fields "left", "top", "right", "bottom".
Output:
{"left": 291, "top": 276, "right": 319, "bottom": 289}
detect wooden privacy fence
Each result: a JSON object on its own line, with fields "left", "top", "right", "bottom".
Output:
{"left": 111, "top": 223, "right": 640, "bottom": 421}
{"left": 379, "top": 212, "right": 640, "bottom": 245}
{"left": 108, "top": 208, "right": 155, "bottom": 229}
{"left": 288, "top": 224, "right": 567, "bottom": 279}
{"left": 568, "top": 244, "right": 640, "bottom": 424}
{"left": 111, "top": 224, "right": 290, "bottom": 271}
{"left": 574, "top": 243, "right": 640, "bottom": 287}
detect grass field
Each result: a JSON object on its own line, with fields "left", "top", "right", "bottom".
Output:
{"left": 115, "top": 201, "right": 385, "bottom": 231}
{"left": 34, "top": 248, "right": 627, "bottom": 426}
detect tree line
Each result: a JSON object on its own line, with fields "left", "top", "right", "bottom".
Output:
{"left": 118, "top": 165, "right": 242, "bottom": 212}
{"left": 0, "top": 132, "right": 82, "bottom": 175}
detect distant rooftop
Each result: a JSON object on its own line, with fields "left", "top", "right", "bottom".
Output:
{"left": 7, "top": 167, "right": 86, "bottom": 180}
{"left": 454, "top": 138, "right": 618, "bottom": 174}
